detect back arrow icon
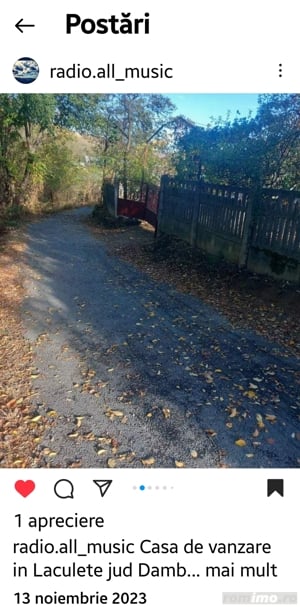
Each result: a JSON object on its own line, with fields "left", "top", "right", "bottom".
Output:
{"left": 15, "top": 19, "right": 35, "bottom": 33}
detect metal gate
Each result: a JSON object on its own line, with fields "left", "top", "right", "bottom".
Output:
{"left": 117, "top": 181, "right": 160, "bottom": 229}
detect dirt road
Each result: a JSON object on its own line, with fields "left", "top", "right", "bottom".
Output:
{"left": 22, "top": 208, "right": 300, "bottom": 467}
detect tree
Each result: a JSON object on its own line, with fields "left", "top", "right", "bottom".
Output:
{"left": 254, "top": 94, "right": 300, "bottom": 188}
{"left": 0, "top": 94, "right": 56, "bottom": 206}
{"left": 0, "top": 95, "right": 20, "bottom": 204}
{"left": 174, "top": 95, "right": 300, "bottom": 189}
{"left": 54, "top": 94, "right": 177, "bottom": 189}
{"left": 93, "top": 94, "right": 176, "bottom": 192}
{"left": 0, "top": 93, "right": 183, "bottom": 212}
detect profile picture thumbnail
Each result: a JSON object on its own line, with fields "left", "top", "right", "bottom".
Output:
{"left": 13, "top": 57, "right": 39, "bottom": 84}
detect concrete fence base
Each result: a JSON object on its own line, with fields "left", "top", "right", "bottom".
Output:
{"left": 157, "top": 176, "right": 300, "bottom": 284}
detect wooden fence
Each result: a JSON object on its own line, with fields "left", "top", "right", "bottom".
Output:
{"left": 251, "top": 188, "right": 300, "bottom": 258}
{"left": 158, "top": 177, "right": 300, "bottom": 283}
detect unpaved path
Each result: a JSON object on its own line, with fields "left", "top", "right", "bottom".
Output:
{"left": 22, "top": 208, "right": 300, "bottom": 468}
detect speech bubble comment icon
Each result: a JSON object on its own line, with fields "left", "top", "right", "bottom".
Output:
{"left": 54, "top": 479, "right": 74, "bottom": 499}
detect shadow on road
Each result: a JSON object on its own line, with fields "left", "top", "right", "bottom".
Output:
{"left": 22, "top": 208, "right": 300, "bottom": 468}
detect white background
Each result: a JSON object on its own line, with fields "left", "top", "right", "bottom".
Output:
{"left": 1, "top": 469, "right": 299, "bottom": 606}
{"left": 0, "top": 0, "right": 299, "bottom": 92}
{"left": 0, "top": 3, "right": 299, "bottom": 605}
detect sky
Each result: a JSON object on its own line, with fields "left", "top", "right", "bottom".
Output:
{"left": 167, "top": 94, "right": 259, "bottom": 126}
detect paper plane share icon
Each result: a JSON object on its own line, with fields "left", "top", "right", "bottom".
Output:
{"left": 93, "top": 480, "right": 113, "bottom": 497}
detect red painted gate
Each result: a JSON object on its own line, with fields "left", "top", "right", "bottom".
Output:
{"left": 117, "top": 181, "right": 160, "bottom": 230}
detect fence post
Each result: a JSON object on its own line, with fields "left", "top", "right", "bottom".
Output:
{"left": 113, "top": 179, "right": 119, "bottom": 217}
{"left": 145, "top": 183, "right": 149, "bottom": 223}
{"left": 190, "top": 182, "right": 203, "bottom": 247}
{"left": 156, "top": 175, "right": 168, "bottom": 237}
{"left": 238, "top": 188, "right": 259, "bottom": 268}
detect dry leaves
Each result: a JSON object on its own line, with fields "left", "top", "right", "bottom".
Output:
{"left": 97, "top": 449, "right": 107, "bottom": 456}
{"left": 0, "top": 236, "right": 48, "bottom": 467}
{"left": 108, "top": 452, "right": 135, "bottom": 467}
{"left": 235, "top": 439, "right": 246, "bottom": 447}
{"left": 47, "top": 409, "right": 58, "bottom": 417}
{"left": 105, "top": 409, "right": 125, "bottom": 421}
{"left": 205, "top": 429, "right": 217, "bottom": 438}
{"left": 265, "top": 414, "right": 277, "bottom": 422}
{"left": 114, "top": 233, "right": 300, "bottom": 356}
{"left": 204, "top": 371, "right": 214, "bottom": 384}
{"left": 141, "top": 456, "right": 155, "bottom": 466}
{"left": 244, "top": 390, "right": 257, "bottom": 400}
{"left": 256, "top": 413, "right": 265, "bottom": 429}
{"left": 42, "top": 448, "right": 57, "bottom": 458}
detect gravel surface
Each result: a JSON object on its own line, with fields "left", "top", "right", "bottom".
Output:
{"left": 22, "top": 208, "right": 300, "bottom": 468}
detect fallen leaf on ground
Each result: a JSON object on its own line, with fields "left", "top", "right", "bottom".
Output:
{"left": 98, "top": 436, "right": 113, "bottom": 445}
{"left": 29, "top": 415, "right": 42, "bottom": 423}
{"left": 204, "top": 371, "right": 214, "bottom": 383}
{"left": 42, "top": 448, "right": 57, "bottom": 457}
{"left": 205, "top": 428, "right": 217, "bottom": 437}
{"left": 107, "top": 458, "right": 116, "bottom": 468}
{"left": 105, "top": 409, "right": 124, "bottom": 420}
{"left": 82, "top": 431, "right": 96, "bottom": 441}
{"left": 141, "top": 457, "right": 155, "bottom": 466}
{"left": 235, "top": 438, "right": 246, "bottom": 447}
{"left": 47, "top": 409, "right": 58, "bottom": 417}
{"left": 244, "top": 390, "right": 257, "bottom": 399}
{"left": 265, "top": 414, "right": 277, "bottom": 422}
{"left": 256, "top": 413, "right": 265, "bottom": 428}
{"left": 118, "top": 452, "right": 135, "bottom": 462}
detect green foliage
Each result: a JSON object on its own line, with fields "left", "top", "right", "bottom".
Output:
{"left": 0, "top": 93, "right": 177, "bottom": 212}
{"left": 90, "top": 94, "right": 176, "bottom": 185}
{"left": 0, "top": 94, "right": 56, "bottom": 206}
{"left": 41, "top": 132, "right": 78, "bottom": 194}
{"left": 2, "top": 93, "right": 300, "bottom": 216}
{"left": 0, "top": 95, "right": 102, "bottom": 209}
{"left": 174, "top": 94, "right": 300, "bottom": 189}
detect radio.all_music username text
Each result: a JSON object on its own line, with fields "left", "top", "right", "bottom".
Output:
{"left": 49, "top": 63, "right": 173, "bottom": 80}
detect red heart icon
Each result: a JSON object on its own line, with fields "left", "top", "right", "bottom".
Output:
{"left": 15, "top": 480, "right": 35, "bottom": 497}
